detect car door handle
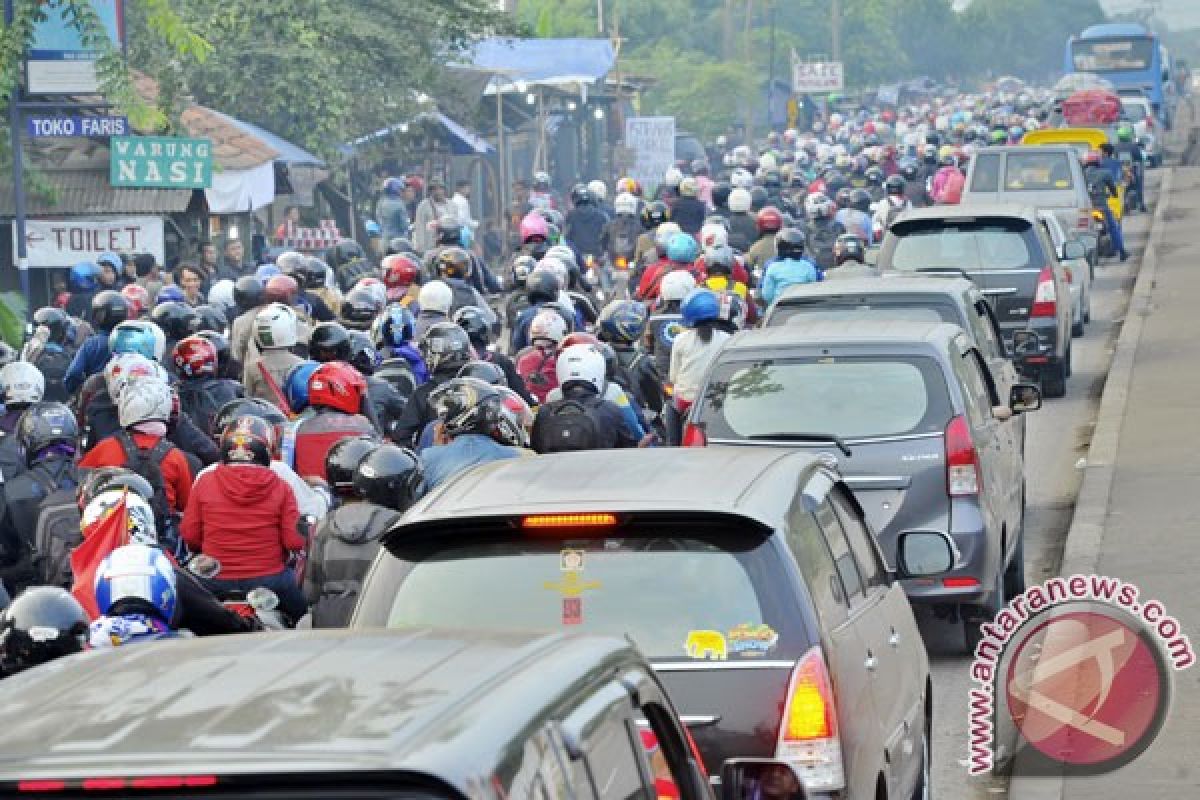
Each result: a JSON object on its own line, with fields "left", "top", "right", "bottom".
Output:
{"left": 889, "top": 629, "right": 901, "bottom": 648}
{"left": 864, "top": 652, "right": 878, "bottom": 672}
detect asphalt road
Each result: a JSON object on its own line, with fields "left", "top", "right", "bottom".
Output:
{"left": 923, "top": 173, "right": 1163, "bottom": 799}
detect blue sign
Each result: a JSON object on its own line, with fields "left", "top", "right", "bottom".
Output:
{"left": 26, "top": 1, "right": 125, "bottom": 95}
{"left": 27, "top": 116, "right": 129, "bottom": 138}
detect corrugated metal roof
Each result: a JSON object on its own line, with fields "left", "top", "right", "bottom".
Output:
{"left": 0, "top": 170, "right": 193, "bottom": 215}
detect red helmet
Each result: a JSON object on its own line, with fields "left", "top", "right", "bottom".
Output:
{"left": 557, "top": 331, "right": 600, "bottom": 355}
{"left": 120, "top": 284, "right": 150, "bottom": 318}
{"left": 308, "top": 360, "right": 367, "bottom": 414}
{"left": 172, "top": 335, "right": 218, "bottom": 379}
{"left": 756, "top": 206, "right": 784, "bottom": 234}
{"left": 382, "top": 254, "right": 420, "bottom": 292}
{"left": 264, "top": 274, "right": 300, "bottom": 305}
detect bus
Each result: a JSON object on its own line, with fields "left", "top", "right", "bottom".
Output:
{"left": 1065, "top": 23, "right": 1174, "bottom": 128}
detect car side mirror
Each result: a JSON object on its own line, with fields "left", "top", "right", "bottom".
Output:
{"left": 1009, "top": 382, "right": 1043, "bottom": 413}
{"left": 1062, "top": 240, "right": 1086, "bottom": 261}
{"left": 720, "top": 759, "right": 809, "bottom": 800}
{"left": 896, "top": 530, "right": 958, "bottom": 578}
{"left": 1011, "top": 330, "right": 1040, "bottom": 356}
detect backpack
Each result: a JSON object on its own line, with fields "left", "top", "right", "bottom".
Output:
{"left": 515, "top": 346, "right": 559, "bottom": 405}
{"left": 533, "top": 399, "right": 601, "bottom": 453}
{"left": 115, "top": 430, "right": 179, "bottom": 552}
{"left": 806, "top": 221, "right": 839, "bottom": 271}
{"left": 178, "top": 378, "right": 243, "bottom": 439}
{"left": 33, "top": 347, "right": 72, "bottom": 404}
{"left": 29, "top": 466, "right": 84, "bottom": 588}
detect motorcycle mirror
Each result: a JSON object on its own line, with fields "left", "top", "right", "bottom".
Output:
{"left": 247, "top": 587, "right": 280, "bottom": 613}
{"left": 187, "top": 554, "right": 222, "bottom": 580}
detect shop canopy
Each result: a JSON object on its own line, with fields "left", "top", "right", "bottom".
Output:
{"left": 340, "top": 111, "right": 494, "bottom": 157}
{"left": 465, "top": 37, "right": 616, "bottom": 94}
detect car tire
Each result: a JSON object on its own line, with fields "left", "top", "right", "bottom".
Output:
{"left": 1043, "top": 354, "right": 1068, "bottom": 398}
{"left": 1004, "top": 528, "right": 1027, "bottom": 599}
{"left": 1084, "top": 287, "right": 1092, "bottom": 324}
{"left": 1072, "top": 298, "right": 1085, "bottom": 337}
{"left": 910, "top": 717, "right": 932, "bottom": 800}
{"left": 964, "top": 567, "right": 1005, "bottom": 654}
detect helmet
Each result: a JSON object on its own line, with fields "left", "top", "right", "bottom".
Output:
{"left": 158, "top": 285, "right": 189, "bottom": 306}
{"left": 0, "top": 587, "right": 88, "bottom": 676}
{"left": 615, "top": 176, "right": 642, "bottom": 196}
{"left": 700, "top": 222, "right": 728, "bottom": 251}
{"left": 666, "top": 232, "right": 700, "bottom": 264}
{"left": 533, "top": 171, "right": 551, "bottom": 190}
{"left": 78, "top": 469, "right": 155, "bottom": 514}
{"left": 757, "top": 206, "right": 784, "bottom": 233}
{"left": 545, "top": 244, "right": 576, "bottom": 270}
{"left": 118, "top": 378, "right": 172, "bottom": 428}
{"left": 340, "top": 286, "right": 383, "bottom": 332}
{"left": 264, "top": 274, "right": 300, "bottom": 306}
{"left": 431, "top": 378, "right": 525, "bottom": 447}
{"left": 436, "top": 247, "right": 473, "bottom": 280}
{"left": 776, "top": 227, "right": 807, "bottom": 259}
{"left": 371, "top": 304, "right": 417, "bottom": 349}
{"left": 90, "top": 290, "right": 129, "bottom": 331}
{"left": 510, "top": 254, "right": 537, "bottom": 287}
{"left": 382, "top": 176, "right": 406, "bottom": 196}
{"left": 805, "top": 193, "right": 835, "bottom": 219}
{"left": 834, "top": 234, "right": 866, "bottom": 265}
{"left": 570, "top": 183, "right": 592, "bottom": 206}
{"left": 519, "top": 212, "right": 550, "bottom": 243}
{"left": 32, "top": 307, "right": 70, "bottom": 345}
{"left": 640, "top": 201, "right": 670, "bottom": 230}
{"left": 419, "top": 321, "right": 473, "bottom": 375}
{"left": 195, "top": 330, "right": 231, "bottom": 378}
{"left": 16, "top": 401, "right": 75, "bottom": 466}
{"left": 1117, "top": 124, "right": 1134, "bottom": 143}
{"left": 94, "top": 544, "right": 177, "bottom": 623}
{"left": 276, "top": 251, "right": 306, "bottom": 276}
{"left": 103, "top": 353, "right": 164, "bottom": 401}
{"left": 283, "top": 360, "right": 320, "bottom": 412}
{"left": 457, "top": 360, "right": 506, "bottom": 386}
{"left": 556, "top": 343, "right": 606, "bottom": 393}
{"left": 452, "top": 305, "right": 491, "bottom": 347}
{"left": 254, "top": 264, "right": 281, "bottom": 283}
{"left": 69, "top": 262, "right": 100, "bottom": 292}
{"left": 294, "top": 258, "right": 329, "bottom": 291}
{"left": 205, "top": 279, "right": 235, "bottom": 313}
{"left": 381, "top": 254, "right": 420, "bottom": 294}
{"left": 558, "top": 331, "right": 600, "bottom": 354}
{"left": 325, "top": 435, "right": 379, "bottom": 496}
{"left": 989, "top": 128, "right": 1007, "bottom": 144}
{"left": 850, "top": 188, "right": 872, "bottom": 213}
{"left": 679, "top": 176, "right": 699, "bottom": 197}
{"left": 346, "top": 331, "right": 381, "bottom": 375}
{"left": 654, "top": 222, "right": 683, "bottom": 253}
{"left": 310, "top": 321, "right": 352, "bottom": 362}
{"left": 150, "top": 302, "right": 196, "bottom": 341}
{"left": 327, "top": 239, "right": 366, "bottom": 270}
{"left": 254, "top": 303, "right": 298, "bottom": 349}
{"left": 614, "top": 192, "right": 638, "bottom": 215}
{"left": 233, "top": 276, "right": 265, "bottom": 312}
{"left": 711, "top": 182, "right": 733, "bottom": 209}
{"left": 730, "top": 168, "right": 754, "bottom": 189}
{"left": 172, "top": 335, "right": 218, "bottom": 379}
{"left": 525, "top": 269, "right": 560, "bottom": 305}
{"left": 435, "top": 216, "right": 464, "bottom": 247}
{"left": 212, "top": 398, "right": 286, "bottom": 452}
{"left": 219, "top": 414, "right": 276, "bottom": 467}
{"left": 885, "top": 174, "right": 907, "bottom": 195}
{"left": 189, "top": 304, "right": 228, "bottom": 334}
{"left": 749, "top": 186, "right": 769, "bottom": 211}
{"left": 704, "top": 245, "right": 736, "bottom": 276}
{"left": 1083, "top": 149, "right": 1102, "bottom": 167}
{"left": 529, "top": 308, "right": 568, "bottom": 346}
{"left": 864, "top": 165, "right": 885, "bottom": 187}
{"left": 598, "top": 300, "right": 648, "bottom": 345}
{"left": 0, "top": 362, "right": 44, "bottom": 406}
{"left": 728, "top": 188, "right": 753, "bottom": 213}
{"left": 417, "top": 281, "right": 454, "bottom": 315}
{"left": 120, "top": 284, "right": 150, "bottom": 318}
{"left": 308, "top": 361, "right": 367, "bottom": 415}
{"left": 353, "top": 445, "right": 425, "bottom": 511}
{"left": 663, "top": 167, "right": 684, "bottom": 188}
{"left": 834, "top": 187, "right": 853, "bottom": 209}
{"left": 681, "top": 288, "right": 721, "bottom": 327}
{"left": 587, "top": 179, "right": 607, "bottom": 202}
{"left": 660, "top": 270, "right": 697, "bottom": 302}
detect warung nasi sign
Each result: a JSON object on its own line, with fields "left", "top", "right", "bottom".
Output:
{"left": 110, "top": 136, "right": 213, "bottom": 189}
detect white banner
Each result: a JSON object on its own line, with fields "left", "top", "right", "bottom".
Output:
{"left": 14, "top": 216, "right": 165, "bottom": 268}
{"left": 792, "top": 59, "right": 844, "bottom": 93}
{"left": 624, "top": 116, "right": 676, "bottom": 193}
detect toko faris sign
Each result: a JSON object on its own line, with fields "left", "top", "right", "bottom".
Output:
{"left": 110, "top": 136, "right": 213, "bottom": 189}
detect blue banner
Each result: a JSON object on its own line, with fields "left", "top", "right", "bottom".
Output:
{"left": 27, "top": 115, "right": 129, "bottom": 138}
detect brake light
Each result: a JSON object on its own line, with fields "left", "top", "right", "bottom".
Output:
{"left": 17, "top": 781, "right": 66, "bottom": 792}
{"left": 1031, "top": 266, "right": 1057, "bottom": 318}
{"left": 944, "top": 576, "right": 981, "bottom": 588}
{"left": 18, "top": 776, "right": 218, "bottom": 792}
{"left": 776, "top": 646, "right": 844, "bottom": 791}
{"left": 681, "top": 422, "right": 707, "bottom": 447}
{"left": 1075, "top": 210, "right": 1091, "bottom": 231}
{"left": 945, "top": 415, "right": 980, "bottom": 497}
{"left": 521, "top": 513, "right": 617, "bottom": 529}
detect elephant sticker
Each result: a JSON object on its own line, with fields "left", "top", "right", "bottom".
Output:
{"left": 684, "top": 630, "right": 728, "bottom": 661}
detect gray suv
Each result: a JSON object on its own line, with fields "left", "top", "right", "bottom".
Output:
{"left": 685, "top": 320, "right": 1042, "bottom": 651}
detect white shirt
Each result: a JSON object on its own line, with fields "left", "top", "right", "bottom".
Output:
{"left": 451, "top": 192, "right": 477, "bottom": 230}
{"left": 670, "top": 328, "right": 731, "bottom": 403}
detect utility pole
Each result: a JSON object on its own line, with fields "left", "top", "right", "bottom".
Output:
{"left": 597, "top": 0, "right": 605, "bottom": 34}
{"left": 742, "top": 0, "right": 755, "bottom": 143}
{"left": 767, "top": 1, "right": 776, "bottom": 131}
{"left": 831, "top": 0, "right": 841, "bottom": 65}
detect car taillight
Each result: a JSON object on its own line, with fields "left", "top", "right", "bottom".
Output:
{"left": 944, "top": 576, "right": 981, "bottom": 588}
{"left": 776, "top": 646, "right": 844, "bottom": 791}
{"left": 1031, "top": 266, "right": 1057, "bottom": 318}
{"left": 1075, "top": 210, "right": 1091, "bottom": 231}
{"left": 945, "top": 415, "right": 980, "bottom": 497}
{"left": 681, "top": 422, "right": 707, "bottom": 447}
{"left": 18, "top": 776, "right": 218, "bottom": 792}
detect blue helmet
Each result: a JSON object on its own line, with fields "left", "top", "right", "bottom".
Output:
{"left": 371, "top": 304, "right": 417, "bottom": 349}
{"left": 364, "top": 220, "right": 382, "bottom": 238}
{"left": 284, "top": 360, "right": 321, "bottom": 412}
{"left": 94, "top": 543, "right": 177, "bottom": 623}
{"left": 108, "top": 321, "right": 159, "bottom": 360}
{"left": 680, "top": 288, "right": 721, "bottom": 327}
{"left": 156, "top": 284, "right": 185, "bottom": 305}
{"left": 255, "top": 263, "right": 282, "bottom": 281}
{"left": 97, "top": 251, "right": 122, "bottom": 271}
{"left": 598, "top": 300, "right": 649, "bottom": 344}
{"left": 69, "top": 262, "right": 100, "bottom": 292}
{"left": 666, "top": 232, "right": 699, "bottom": 264}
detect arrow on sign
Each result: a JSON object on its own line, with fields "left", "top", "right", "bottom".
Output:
{"left": 24, "top": 232, "right": 45, "bottom": 246}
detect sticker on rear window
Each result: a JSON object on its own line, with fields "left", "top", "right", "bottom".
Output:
{"left": 562, "top": 597, "right": 583, "bottom": 625}
{"left": 728, "top": 623, "right": 780, "bottom": 656}
{"left": 560, "top": 548, "right": 585, "bottom": 571}
{"left": 543, "top": 571, "right": 602, "bottom": 597}
{"left": 1054, "top": 180, "right": 1069, "bottom": 188}
{"left": 684, "top": 629, "right": 728, "bottom": 660}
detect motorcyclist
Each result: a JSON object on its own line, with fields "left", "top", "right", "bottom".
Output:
{"left": 605, "top": 192, "right": 643, "bottom": 273}
{"left": 173, "top": 335, "right": 245, "bottom": 438}
{"left": 63, "top": 290, "right": 128, "bottom": 394}
{"left": 761, "top": 228, "right": 820, "bottom": 306}
{"left": 636, "top": 233, "right": 702, "bottom": 306}
{"left": 515, "top": 309, "right": 568, "bottom": 406}
{"left": 229, "top": 275, "right": 267, "bottom": 369}
{"left": 509, "top": 268, "right": 574, "bottom": 353}
{"left": 0, "top": 587, "right": 89, "bottom": 677}
{"left": 874, "top": 175, "right": 912, "bottom": 240}
{"left": 1085, "top": 149, "right": 1129, "bottom": 262}
{"left": 64, "top": 261, "right": 100, "bottom": 319}
{"left": 432, "top": 247, "right": 498, "bottom": 329}
{"left": 392, "top": 322, "right": 474, "bottom": 448}
{"left": 647, "top": 270, "right": 696, "bottom": 386}
{"left": 23, "top": 308, "right": 74, "bottom": 403}
{"left": 725, "top": 188, "right": 759, "bottom": 253}
{"left": 454, "top": 306, "right": 532, "bottom": 404}
{"left": 634, "top": 201, "right": 670, "bottom": 268}
{"left": 88, "top": 544, "right": 183, "bottom": 646}
{"left": 1114, "top": 126, "right": 1148, "bottom": 213}
{"left": 747, "top": 206, "right": 783, "bottom": 274}
{"left": 531, "top": 344, "right": 639, "bottom": 453}
{"left": 291, "top": 361, "right": 376, "bottom": 483}
{"left": 931, "top": 152, "right": 965, "bottom": 204}
{"left": 628, "top": 221, "right": 680, "bottom": 300}
{"left": 672, "top": 177, "right": 707, "bottom": 235}
{"left": 669, "top": 288, "right": 731, "bottom": 445}
{"left": 564, "top": 184, "right": 610, "bottom": 263}
{"left": 326, "top": 238, "right": 375, "bottom": 293}
{"left": 597, "top": 300, "right": 665, "bottom": 429}
{"left": 834, "top": 189, "right": 873, "bottom": 243}
{"left": 803, "top": 194, "right": 845, "bottom": 273}
{"left": 372, "top": 303, "right": 428, "bottom": 386}
{"left": 243, "top": 303, "right": 305, "bottom": 407}
{"left": 423, "top": 378, "right": 527, "bottom": 487}
{"left": 828, "top": 234, "right": 878, "bottom": 279}
{"left": 381, "top": 253, "right": 421, "bottom": 307}
{"left": 344, "top": 331, "right": 405, "bottom": 442}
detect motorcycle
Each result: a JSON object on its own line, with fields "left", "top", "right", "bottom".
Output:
{"left": 187, "top": 554, "right": 290, "bottom": 630}
{"left": 1092, "top": 208, "right": 1114, "bottom": 259}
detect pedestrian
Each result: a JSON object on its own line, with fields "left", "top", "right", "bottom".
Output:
{"left": 412, "top": 180, "right": 453, "bottom": 253}
{"left": 133, "top": 253, "right": 165, "bottom": 303}
{"left": 218, "top": 238, "right": 249, "bottom": 281}
{"left": 174, "top": 264, "right": 206, "bottom": 307}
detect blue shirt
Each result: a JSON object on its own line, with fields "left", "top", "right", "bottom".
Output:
{"left": 761, "top": 257, "right": 821, "bottom": 306}
{"left": 421, "top": 434, "right": 523, "bottom": 488}
{"left": 64, "top": 333, "right": 111, "bottom": 394}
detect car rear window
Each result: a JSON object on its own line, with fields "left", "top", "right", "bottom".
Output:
{"left": 699, "top": 355, "right": 951, "bottom": 441}
{"left": 770, "top": 298, "right": 960, "bottom": 327}
{"left": 888, "top": 219, "right": 1036, "bottom": 271}
{"left": 1002, "top": 151, "right": 1075, "bottom": 191}
{"left": 383, "top": 531, "right": 806, "bottom": 662}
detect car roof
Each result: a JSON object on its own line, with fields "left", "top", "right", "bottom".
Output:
{"left": 775, "top": 275, "right": 978, "bottom": 304}
{"left": 396, "top": 447, "right": 826, "bottom": 534}
{"left": 723, "top": 319, "right": 966, "bottom": 352}
{"left": 972, "top": 145, "right": 1079, "bottom": 155}
{"left": 895, "top": 202, "right": 1040, "bottom": 223}
{"left": 0, "top": 629, "right": 638, "bottom": 787}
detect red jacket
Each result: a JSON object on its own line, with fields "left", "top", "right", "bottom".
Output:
{"left": 79, "top": 431, "right": 193, "bottom": 513}
{"left": 181, "top": 464, "right": 302, "bottom": 579}
{"left": 293, "top": 410, "right": 376, "bottom": 481}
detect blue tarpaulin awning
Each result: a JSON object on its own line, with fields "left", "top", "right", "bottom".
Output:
{"left": 464, "top": 37, "right": 616, "bottom": 93}
{"left": 339, "top": 111, "right": 494, "bottom": 157}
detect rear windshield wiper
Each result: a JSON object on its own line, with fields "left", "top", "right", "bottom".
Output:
{"left": 744, "top": 433, "right": 852, "bottom": 457}
{"left": 914, "top": 267, "right": 971, "bottom": 280}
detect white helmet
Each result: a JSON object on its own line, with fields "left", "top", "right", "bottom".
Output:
{"left": 417, "top": 280, "right": 453, "bottom": 315}
{"left": 530, "top": 308, "right": 568, "bottom": 345}
{"left": 614, "top": 192, "right": 638, "bottom": 215}
{"left": 679, "top": 177, "right": 699, "bottom": 197}
{"left": 759, "top": 152, "right": 778, "bottom": 170}
{"left": 700, "top": 222, "right": 728, "bottom": 251}
{"left": 660, "top": 270, "right": 697, "bottom": 302}
{"left": 82, "top": 489, "right": 157, "bottom": 546}
{"left": 556, "top": 343, "right": 606, "bottom": 393}
{"left": 118, "top": 377, "right": 172, "bottom": 428}
{"left": 730, "top": 168, "right": 754, "bottom": 189}
{"left": 587, "top": 179, "right": 607, "bottom": 202}
{"left": 546, "top": 244, "right": 576, "bottom": 266}
{"left": 207, "top": 279, "right": 236, "bottom": 311}
{"left": 103, "top": 353, "right": 165, "bottom": 401}
{"left": 538, "top": 256, "right": 570, "bottom": 290}
{"left": 663, "top": 167, "right": 684, "bottom": 188}
{"left": 253, "top": 303, "right": 298, "bottom": 349}
{"left": 354, "top": 277, "right": 388, "bottom": 308}
{"left": 654, "top": 222, "right": 682, "bottom": 249}
{"left": 728, "top": 188, "right": 753, "bottom": 213}
{"left": 0, "top": 361, "right": 44, "bottom": 405}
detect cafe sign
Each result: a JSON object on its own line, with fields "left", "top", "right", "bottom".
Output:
{"left": 110, "top": 136, "right": 213, "bottom": 189}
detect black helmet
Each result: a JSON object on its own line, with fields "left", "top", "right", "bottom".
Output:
{"left": 435, "top": 216, "right": 464, "bottom": 247}
{"left": 457, "top": 360, "right": 506, "bottom": 386}
{"left": 17, "top": 402, "right": 77, "bottom": 466}
{"left": 327, "top": 238, "right": 365, "bottom": 269}
{"left": 776, "top": 227, "right": 807, "bottom": 259}
{"left": 835, "top": 234, "right": 866, "bottom": 265}
{"left": 850, "top": 188, "right": 872, "bottom": 213}
{"left": 340, "top": 287, "right": 383, "bottom": 331}
{"left": 233, "top": 276, "right": 265, "bottom": 313}
{"left": 452, "top": 305, "right": 491, "bottom": 347}
{"left": 90, "top": 290, "right": 129, "bottom": 331}
{"left": 763, "top": 169, "right": 782, "bottom": 188}
{"left": 834, "top": 187, "right": 854, "bottom": 209}
{"left": 375, "top": 358, "right": 417, "bottom": 399}
{"left": 864, "top": 165, "right": 885, "bottom": 187}
{"left": 346, "top": 330, "right": 380, "bottom": 375}
{"left": 386, "top": 237, "right": 416, "bottom": 256}
{"left": 525, "top": 268, "right": 559, "bottom": 305}
{"left": 195, "top": 330, "right": 232, "bottom": 378}
{"left": 213, "top": 398, "right": 286, "bottom": 451}
{"left": 151, "top": 302, "right": 197, "bottom": 340}
{"left": 899, "top": 160, "right": 920, "bottom": 180}
{"left": 418, "top": 321, "right": 472, "bottom": 376}
{"left": 325, "top": 434, "right": 379, "bottom": 497}
{"left": 429, "top": 378, "right": 525, "bottom": 447}
{"left": 705, "top": 245, "right": 735, "bottom": 277}
{"left": 436, "top": 247, "right": 473, "bottom": 280}
{"left": 711, "top": 181, "right": 733, "bottom": 209}
{"left": 32, "top": 307, "right": 70, "bottom": 345}
{"left": 749, "top": 186, "right": 768, "bottom": 212}
{"left": 353, "top": 444, "right": 425, "bottom": 511}
{"left": 885, "top": 174, "right": 908, "bottom": 195}
{"left": 78, "top": 467, "right": 155, "bottom": 510}
{"left": 219, "top": 414, "right": 274, "bottom": 467}
{"left": 640, "top": 201, "right": 670, "bottom": 230}
{"left": 309, "top": 321, "right": 352, "bottom": 363}
{"left": 0, "top": 587, "right": 88, "bottom": 676}
{"left": 297, "top": 257, "right": 330, "bottom": 290}
{"left": 189, "top": 304, "right": 228, "bottom": 334}
{"left": 570, "top": 183, "right": 592, "bottom": 206}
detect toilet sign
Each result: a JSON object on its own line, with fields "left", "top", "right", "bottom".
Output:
{"left": 14, "top": 217, "right": 165, "bottom": 268}
{"left": 110, "top": 136, "right": 213, "bottom": 189}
